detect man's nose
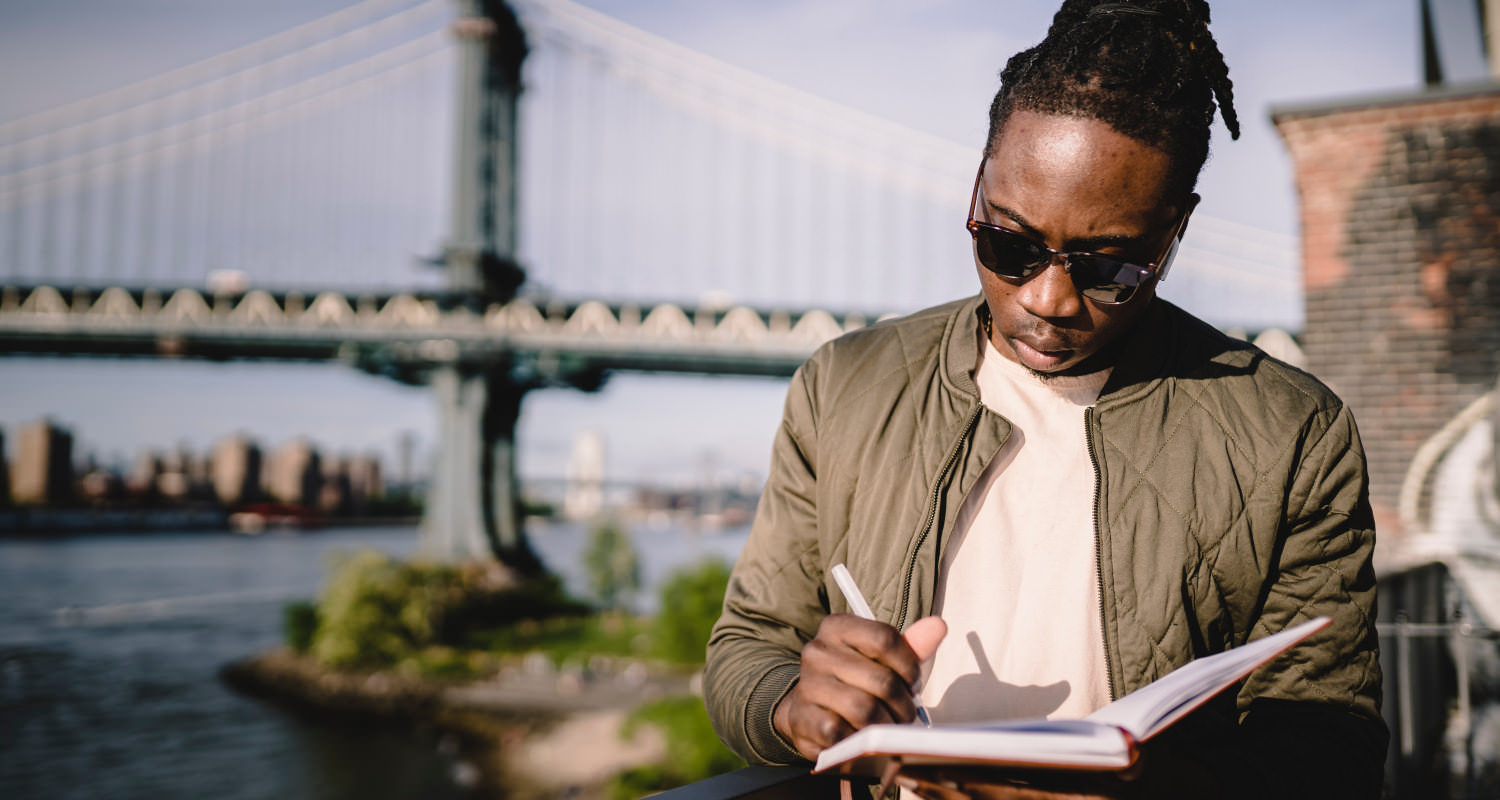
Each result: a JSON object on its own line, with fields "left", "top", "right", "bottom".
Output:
{"left": 1016, "top": 256, "right": 1084, "bottom": 319}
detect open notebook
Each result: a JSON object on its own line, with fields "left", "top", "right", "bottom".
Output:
{"left": 814, "top": 617, "right": 1330, "bottom": 776}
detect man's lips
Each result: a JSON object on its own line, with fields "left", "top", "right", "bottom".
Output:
{"left": 1009, "top": 337, "right": 1075, "bottom": 370}
{"left": 1015, "top": 337, "right": 1070, "bottom": 355}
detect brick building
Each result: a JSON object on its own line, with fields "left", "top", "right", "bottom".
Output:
{"left": 1275, "top": 85, "right": 1500, "bottom": 539}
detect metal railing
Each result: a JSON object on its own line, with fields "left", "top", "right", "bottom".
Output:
{"left": 648, "top": 765, "right": 836, "bottom": 800}
{"left": 1378, "top": 615, "right": 1500, "bottom": 799}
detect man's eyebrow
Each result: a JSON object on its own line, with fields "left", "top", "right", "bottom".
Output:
{"left": 986, "top": 199, "right": 1152, "bottom": 251}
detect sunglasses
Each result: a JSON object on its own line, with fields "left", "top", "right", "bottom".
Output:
{"left": 966, "top": 164, "right": 1188, "bottom": 305}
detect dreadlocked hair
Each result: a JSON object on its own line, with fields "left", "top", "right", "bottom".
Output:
{"left": 985, "top": 0, "right": 1238, "bottom": 195}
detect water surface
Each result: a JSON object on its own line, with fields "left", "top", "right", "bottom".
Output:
{"left": 0, "top": 523, "right": 748, "bottom": 799}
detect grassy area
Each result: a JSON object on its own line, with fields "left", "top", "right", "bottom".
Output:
{"left": 283, "top": 542, "right": 742, "bottom": 793}
{"left": 611, "top": 695, "right": 746, "bottom": 799}
{"left": 286, "top": 548, "right": 734, "bottom": 675}
{"left": 462, "top": 612, "right": 654, "bottom": 667}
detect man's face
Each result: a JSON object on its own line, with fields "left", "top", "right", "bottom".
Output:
{"left": 975, "top": 110, "right": 1190, "bottom": 376}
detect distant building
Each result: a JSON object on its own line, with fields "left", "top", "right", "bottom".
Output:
{"left": 127, "top": 450, "right": 162, "bottom": 498}
{"left": 0, "top": 430, "right": 10, "bottom": 508}
{"left": 396, "top": 431, "right": 418, "bottom": 492}
{"left": 318, "top": 455, "right": 351, "bottom": 515}
{"left": 183, "top": 448, "right": 212, "bottom": 500}
{"left": 78, "top": 467, "right": 125, "bottom": 506}
{"left": 11, "top": 419, "right": 74, "bottom": 506}
{"left": 564, "top": 430, "right": 606, "bottom": 520}
{"left": 265, "top": 439, "right": 321, "bottom": 507}
{"left": 347, "top": 453, "right": 385, "bottom": 514}
{"left": 156, "top": 447, "right": 193, "bottom": 502}
{"left": 211, "top": 435, "right": 263, "bottom": 506}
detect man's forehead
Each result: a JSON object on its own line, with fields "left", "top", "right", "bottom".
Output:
{"left": 983, "top": 113, "right": 1185, "bottom": 228}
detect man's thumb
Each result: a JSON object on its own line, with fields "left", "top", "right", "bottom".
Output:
{"left": 903, "top": 616, "right": 947, "bottom": 662}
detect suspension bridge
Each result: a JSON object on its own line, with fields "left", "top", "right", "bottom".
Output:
{"left": 0, "top": 0, "right": 1302, "bottom": 565}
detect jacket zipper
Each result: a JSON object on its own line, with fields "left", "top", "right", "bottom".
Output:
{"left": 1084, "top": 406, "right": 1118, "bottom": 701}
{"left": 897, "top": 403, "right": 984, "bottom": 627}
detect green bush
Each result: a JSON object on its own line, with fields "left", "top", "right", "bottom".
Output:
{"left": 652, "top": 559, "right": 732, "bottom": 664}
{"left": 611, "top": 695, "right": 744, "bottom": 798}
{"left": 307, "top": 549, "right": 588, "bottom": 670}
{"left": 309, "top": 550, "right": 452, "bottom": 668}
{"left": 399, "top": 646, "right": 474, "bottom": 679}
{"left": 465, "top": 613, "right": 649, "bottom": 663}
{"left": 583, "top": 519, "right": 641, "bottom": 610}
{"left": 282, "top": 600, "right": 319, "bottom": 653}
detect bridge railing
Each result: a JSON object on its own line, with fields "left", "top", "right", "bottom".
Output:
{"left": 648, "top": 765, "right": 837, "bottom": 800}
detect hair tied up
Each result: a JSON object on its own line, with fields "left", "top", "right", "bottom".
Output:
{"left": 987, "top": 0, "right": 1239, "bottom": 181}
{"left": 1087, "top": 3, "right": 1162, "bottom": 18}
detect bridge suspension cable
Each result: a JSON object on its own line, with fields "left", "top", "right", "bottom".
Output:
{"left": 0, "top": 0, "right": 440, "bottom": 145}
{"left": 1, "top": 31, "right": 451, "bottom": 207}
{"left": 0, "top": 1, "right": 446, "bottom": 172}
{"left": 512, "top": 0, "right": 975, "bottom": 203}
{"left": 1, "top": 0, "right": 453, "bottom": 291}
{"left": 509, "top": 0, "right": 979, "bottom": 313}
{"left": 0, "top": 0, "right": 1303, "bottom": 328}
{"left": 508, "top": 0, "right": 1299, "bottom": 323}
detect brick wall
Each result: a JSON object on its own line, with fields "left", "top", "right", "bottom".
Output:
{"left": 1275, "top": 88, "right": 1500, "bottom": 537}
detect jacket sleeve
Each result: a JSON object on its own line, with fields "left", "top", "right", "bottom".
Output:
{"left": 703, "top": 358, "right": 829, "bottom": 765}
{"left": 1196, "top": 402, "right": 1388, "bottom": 799}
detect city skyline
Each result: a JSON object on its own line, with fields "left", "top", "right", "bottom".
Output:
{"left": 0, "top": 410, "right": 749, "bottom": 497}
{"left": 0, "top": 414, "right": 403, "bottom": 477}
{"left": 0, "top": 0, "right": 1435, "bottom": 485}
{"left": 0, "top": 415, "right": 397, "bottom": 506}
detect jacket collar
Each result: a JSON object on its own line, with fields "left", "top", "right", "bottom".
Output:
{"left": 941, "top": 295, "right": 987, "bottom": 400}
{"left": 1099, "top": 299, "right": 1177, "bottom": 405}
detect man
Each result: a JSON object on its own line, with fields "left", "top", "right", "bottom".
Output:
{"left": 705, "top": 1, "right": 1385, "bottom": 797}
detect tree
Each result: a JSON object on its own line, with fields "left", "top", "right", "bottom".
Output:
{"left": 583, "top": 519, "right": 641, "bottom": 611}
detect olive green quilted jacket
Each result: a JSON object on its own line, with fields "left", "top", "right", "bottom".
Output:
{"left": 704, "top": 295, "right": 1384, "bottom": 794}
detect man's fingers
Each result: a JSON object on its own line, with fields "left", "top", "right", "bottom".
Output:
{"left": 780, "top": 675, "right": 864, "bottom": 756}
{"left": 784, "top": 698, "right": 855, "bottom": 757}
{"left": 903, "top": 615, "right": 948, "bottom": 662}
{"left": 774, "top": 613, "right": 949, "bottom": 759}
{"left": 802, "top": 672, "right": 902, "bottom": 728}
{"left": 817, "top": 614, "right": 924, "bottom": 685}
{"left": 802, "top": 638, "right": 919, "bottom": 721}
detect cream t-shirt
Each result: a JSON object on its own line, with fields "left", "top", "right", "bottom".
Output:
{"left": 916, "top": 333, "right": 1112, "bottom": 725}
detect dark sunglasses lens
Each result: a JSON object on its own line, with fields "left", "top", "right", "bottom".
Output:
{"left": 975, "top": 228, "right": 1045, "bottom": 278}
{"left": 1068, "top": 255, "right": 1151, "bottom": 304}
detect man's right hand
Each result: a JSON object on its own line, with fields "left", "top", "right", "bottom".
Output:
{"left": 773, "top": 614, "right": 947, "bottom": 761}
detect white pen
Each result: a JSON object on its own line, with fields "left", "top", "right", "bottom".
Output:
{"left": 829, "top": 562, "right": 933, "bottom": 727}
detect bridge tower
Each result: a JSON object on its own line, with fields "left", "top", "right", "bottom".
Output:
{"left": 420, "top": 0, "right": 548, "bottom": 570}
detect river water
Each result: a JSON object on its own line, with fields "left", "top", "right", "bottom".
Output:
{"left": 0, "top": 522, "right": 749, "bottom": 800}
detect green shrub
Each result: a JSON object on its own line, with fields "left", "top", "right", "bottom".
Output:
{"left": 283, "top": 600, "right": 319, "bottom": 653}
{"left": 439, "top": 570, "right": 589, "bottom": 640}
{"left": 465, "top": 612, "right": 649, "bottom": 663}
{"left": 399, "top": 646, "right": 471, "bottom": 679}
{"left": 652, "top": 559, "right": 732, "bottom": 664}
{"left": 308, "top": 549, "right": 588, "bottom": 670}
{"left": 309, "top": 550, "right": 450, "bottom": 668}
{"left": 583, "top": 519, "right": 641, "bottom": 610}
{"left": 611, "top": 695, "right": 744, "bottom": 798}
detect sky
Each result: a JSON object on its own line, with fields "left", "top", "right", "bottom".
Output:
{"left": 0, "top": 0, "right": 1441, "bottom": 487}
